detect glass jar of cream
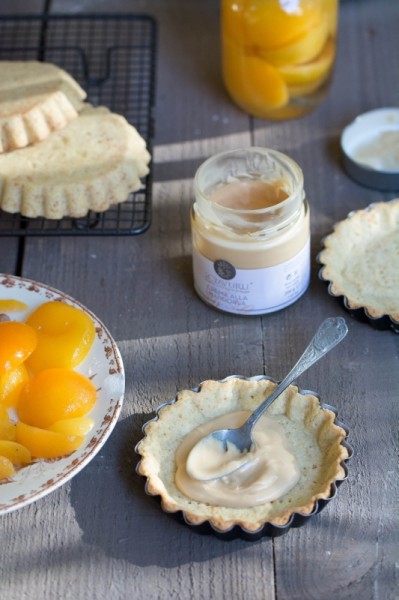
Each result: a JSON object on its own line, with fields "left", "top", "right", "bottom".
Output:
{"left": 191, "top": 147, "right": 310, "bottom": 315}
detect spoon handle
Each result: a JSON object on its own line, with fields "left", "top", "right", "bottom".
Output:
{"left": 244, "top": 317, "right": 348, "bottom": 432}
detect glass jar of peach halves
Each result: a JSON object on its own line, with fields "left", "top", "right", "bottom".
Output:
{"left": 221, "top": 0, "right": 339, "bottom": 120}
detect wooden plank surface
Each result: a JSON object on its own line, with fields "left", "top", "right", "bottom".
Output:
{"left": 0, "top": 240, "right": 19, "bottom": 275}
{"left": 0, "top": 0, "right": 398, "bottom": 599}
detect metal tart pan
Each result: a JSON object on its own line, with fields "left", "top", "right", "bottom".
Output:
{"left": 317, "top": 201, "right": 399, "bottom": 334}
{"left": 135, "top": 375, "right": 353, "bottom": 541}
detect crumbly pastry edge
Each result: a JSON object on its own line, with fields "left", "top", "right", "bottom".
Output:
{"left": 136, "top": 378, "right": 350, "bottom": 533}
{"left": 318, "top": 200, "right": 399, "bottom": 322}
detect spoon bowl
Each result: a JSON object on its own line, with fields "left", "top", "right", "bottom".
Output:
{"left": 186, "top": 317, "right": 348, "bottom": 481}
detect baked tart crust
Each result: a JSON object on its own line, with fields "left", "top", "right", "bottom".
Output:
{"left": 318, "top": 200, "right": 399, "bottom": 328}
{"left": 0, "top": 105, "right": 150, "bottom": 219}
{"left": 0, "top": 61, "right": 86, "bottom": 153}
{"left": 136, "top": 377, "right": 350, "bottom": 534}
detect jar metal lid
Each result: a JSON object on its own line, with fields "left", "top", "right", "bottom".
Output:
{"left": 340, "top": 107, "right": 399, "bottom": 191}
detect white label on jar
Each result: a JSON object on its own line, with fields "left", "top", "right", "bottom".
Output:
{"left": 192, "top": 238, "right": 310, "bottom": 315}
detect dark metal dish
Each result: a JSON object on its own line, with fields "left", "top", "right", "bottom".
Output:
{"left": 318, "top": 200, "right": 399, "bottom": 334}
{"left": 135, "top": 375, "right": 353, "bottom": 541}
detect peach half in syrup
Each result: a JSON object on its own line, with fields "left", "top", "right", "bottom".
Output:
{"left": 26, "top": 301, "right": 95, "bottom": 373}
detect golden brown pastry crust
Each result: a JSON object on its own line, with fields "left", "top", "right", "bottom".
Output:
{"left": 136, "top": 377, "right": 349, "bottom": 532}
{"left": 0, "top": 61, "right": 86, "bottom": 152}
{"left": 0, "top": 105, "right": 150, "bottom": 219}
{"left": 319, "top": 200, "right": 399, "bottom": 322}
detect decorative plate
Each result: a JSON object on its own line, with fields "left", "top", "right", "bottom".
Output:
{"left": 0, "top": 274, "right": 125, "bottom": 514}
{"left": 318, "top": 200, "right": 399, "bottom": 333}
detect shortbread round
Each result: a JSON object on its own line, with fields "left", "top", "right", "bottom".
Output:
{"left": 0, "top": 61, "right": 86, "bottom": 153}
{"left": 0, "top": 105, "right": 151, "bottom": 219}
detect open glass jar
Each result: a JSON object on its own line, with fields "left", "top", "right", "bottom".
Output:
{"left": 191, "top": 147, "right": 310, "bottom": 315}
{"left": 221, "top": 0, "right": 339, "bottom": 120}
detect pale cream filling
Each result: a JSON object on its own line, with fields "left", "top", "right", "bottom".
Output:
{"left": 209, "top": 178, "right": 288, "bottom": 211}
{"left": 175, "top": 410, "right": 300, "bottom": 508}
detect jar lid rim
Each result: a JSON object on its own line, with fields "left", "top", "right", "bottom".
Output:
{"left": 194, "top": 147, "right": 304, "bottom": 216}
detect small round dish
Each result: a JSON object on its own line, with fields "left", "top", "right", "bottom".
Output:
{"left": 0, "top": 274, "right": 125, "bottom": 514}
{"left": 318, "top": 200, "right": 399, "bottom": 333}
{"left": 135, "top": 375, "right": 352, "bottom": 541}
{"left": 341, "top": 107, "right": 399, "bottom": 190}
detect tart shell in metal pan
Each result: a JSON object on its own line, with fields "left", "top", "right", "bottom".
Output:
{"left": 318, "top": 199, "right": 399, "bottom": 333}
{"left": 135, "top": 375, "right": 352, "bottom": 541}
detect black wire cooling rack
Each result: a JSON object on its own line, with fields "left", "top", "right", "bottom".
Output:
{"left": 0, "top": 13, "right": 157, "bottom": 236}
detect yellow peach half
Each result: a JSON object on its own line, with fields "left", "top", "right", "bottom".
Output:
{"left": 18, "top": 368, "right": 97, "bottom": 429}
{"left": 16, "top": 422, "right": 84, "bottom": 459}
{"left": 0, "top": 321, "right": 37, "bottom": 377}
{"left": 26, "top": 301, "right": 96, "bottom": 373}
{"left": 0, "top": 456, "right": 15, "bottom": 480}
{"left": 257, "top": 15, "right": 329, "bottom": 67}
{"left": 49, "top": 417, "right": 95, "bottom": 436}
{"left": 277, "top": 39, "right": 335, "bottom": 86}
{"left": 0, "top": 440, "right": 31, "bottom": 465}
{"left": 0, "top": 299, "right": 28, "bottom": 312}
{"left": 242, "top": 0, "right": 322, "bottom": 51}
{"left": 223, "top": 38, "right": 289, "bottom": 115}
{"left": 0, "top": 363, "right": 30, "bottom": 409}
{"left": 0, "top": 405, "right": 16, "bottom": 441}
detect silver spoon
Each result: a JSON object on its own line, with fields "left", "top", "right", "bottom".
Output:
{"left": 186, "top": 317, "right": 348, "bottom": 481}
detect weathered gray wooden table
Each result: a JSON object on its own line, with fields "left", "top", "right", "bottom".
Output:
{"left": 0, "top": 1, "right": 398, "bottom": 599}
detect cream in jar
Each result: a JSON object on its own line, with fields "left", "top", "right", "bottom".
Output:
{"left": 175, "top": 410, "right": 300, "bottom": 508}
{"left": 191, "top": 148, "right": 310, "bottom": 315}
